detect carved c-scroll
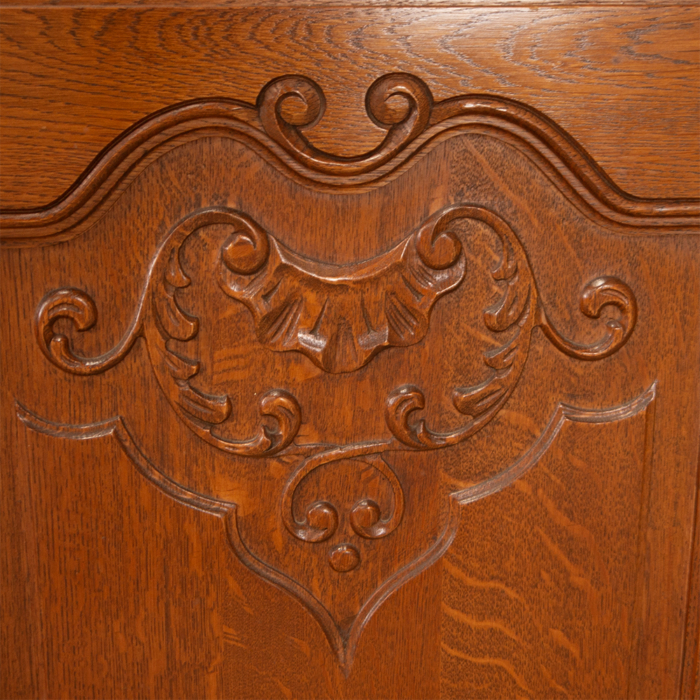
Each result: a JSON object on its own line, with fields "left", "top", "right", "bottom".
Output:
{"left": 385, "top": 205, "right": 536, "bottom": 448}
{"left": 384, "top": 207, "right": 638, "bottom": 449}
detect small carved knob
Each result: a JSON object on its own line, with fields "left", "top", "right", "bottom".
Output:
{"left": 328, "top": 544, "right": 360, "bottom": 572}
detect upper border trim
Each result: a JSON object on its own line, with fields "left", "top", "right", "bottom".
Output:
{"left": 1, "top": 73, "right": 699, "bottom": 247}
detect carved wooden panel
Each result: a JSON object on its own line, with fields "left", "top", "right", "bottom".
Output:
{"left": 1, "top": 11, "right": 699, "bottom": 699}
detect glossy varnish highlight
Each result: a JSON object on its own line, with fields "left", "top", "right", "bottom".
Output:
{"left": 1, "top": 7, "right": 699, "bottom": 700}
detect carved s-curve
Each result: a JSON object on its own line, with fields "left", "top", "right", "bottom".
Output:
{"left": 35, "top": 287, "right": 145, "bottom": 375}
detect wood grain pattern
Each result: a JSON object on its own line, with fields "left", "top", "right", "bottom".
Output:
{"left": 1, "top": 7, "right": 699, "bottom": 700}
{"left": 3, "top": 0, "right": 699, "bottom": 7}
{"left": 0, "top": 6, "right": 698, "bottom": 209}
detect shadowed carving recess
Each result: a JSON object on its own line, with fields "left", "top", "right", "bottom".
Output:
{"left": 2, "top": 73, "right": 698, "bottom": 247}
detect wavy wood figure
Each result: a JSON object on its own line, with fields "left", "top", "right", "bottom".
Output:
{"left": 1, "top": 7, "right": 699, "bottom": 700}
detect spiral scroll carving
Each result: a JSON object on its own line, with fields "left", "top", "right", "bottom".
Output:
{"left": 537, "top": 276, "right": 637, "bottom": 360}
{"left": 35, "top": 207, "right": 301, "bottom": 457}
{"left": 281, "top": 451, "right": 405, "bottom": 570}
{"left": 258, "top": 73, "right": 433, "bottom": 177}
{"left": 384, "top": 206, "right": 638, "bottom": 449}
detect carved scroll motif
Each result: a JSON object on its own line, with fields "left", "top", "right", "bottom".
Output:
{"left": 280, "top": 449, "right": 405, "bottom": 572}
{"left": 16, "top": 382, "right": 657, "bottom": 672}
{"left": 24, "top": 69, "right": 647, "bottom": 671}
{"left": 35, "top": 203, "right": 638, "bottom": 461}
{"left": 35, "top": 209, "right": 302, "bottom": 457}
{"left": 218, "top": 206, "right": 465, "bottom": 373}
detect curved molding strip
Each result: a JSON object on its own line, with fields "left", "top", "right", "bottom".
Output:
{"left": 453, "top": 381, "right": 657, "bottom": 505}
{"left": 15, "top": 380, "right": 656, "bottom": 672}
{"left": 1, "top": 73, "right": 698, "bottom": 246}
{"left": 13, "top": 399, "right": 458, "bottom": 674}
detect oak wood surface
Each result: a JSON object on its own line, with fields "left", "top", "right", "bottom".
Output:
{"left": 1, "top": 5, "right": 699, "bottom": 700}
{"left": 0, "top": 6, "right": 698, "bottom": 209}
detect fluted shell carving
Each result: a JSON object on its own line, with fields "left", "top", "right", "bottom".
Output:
{"left": 15, "top": 72, "right": 664, "bottom": 674}
{"left": 218, "top": 207, "right": 466, "bottom": 373}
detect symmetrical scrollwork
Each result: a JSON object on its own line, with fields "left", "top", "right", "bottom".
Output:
{"left": 21, "top": 74, "right": 655, "bottom": 673}
{"left": 35, "top": 202, "right": 638, "bottom": 461}
{"left": 281, "top": 450, "right": 404, "bottom": 571}
{"left": 4, "top": 73, "right": 697, "bottom": 249}
{"left": 219, "top": 206, "right": 465, "bottom": 373}
{"left": 15, "top": 381, "right": 657, "bottom": 672}
{"left": 258, "top": 73, "right": 433, "bottom": 178}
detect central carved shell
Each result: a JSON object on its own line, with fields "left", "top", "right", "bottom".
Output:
{"left": 217, "top": 207, "right": 467, "bottom": 373}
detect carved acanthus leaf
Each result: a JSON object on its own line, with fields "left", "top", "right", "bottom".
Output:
{"left": 386, "top": 206, "right": 537, "bottom": 449}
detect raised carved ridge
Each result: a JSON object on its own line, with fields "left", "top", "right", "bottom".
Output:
{"left": 452, "top": 381, "right": 657, "bottom": 505}
{"left": 2, "top": 73, "right": 698, "bottom": 246}
{"left": 382, "top": 207, "right": 638, "bottom": 449}
{"left": 15, "top": 381, "right": 657, "bottom": 672}
{"left": 33, "top": 204, "right": 638, "bottom": 460}
{"left": 33, "top": 204, "right": 639, "bottom": 459}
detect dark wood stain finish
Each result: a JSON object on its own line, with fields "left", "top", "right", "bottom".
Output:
{"left": 1, "top": 5, "right": 699, "bottom": 700}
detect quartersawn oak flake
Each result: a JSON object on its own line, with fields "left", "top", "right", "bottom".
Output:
{"left": 1, "top": 65, "right": 699, "bottom": 700}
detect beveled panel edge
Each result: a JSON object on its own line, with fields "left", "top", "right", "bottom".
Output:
{"left": 14, "top": 382, "right": 658, "bottom": 672}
